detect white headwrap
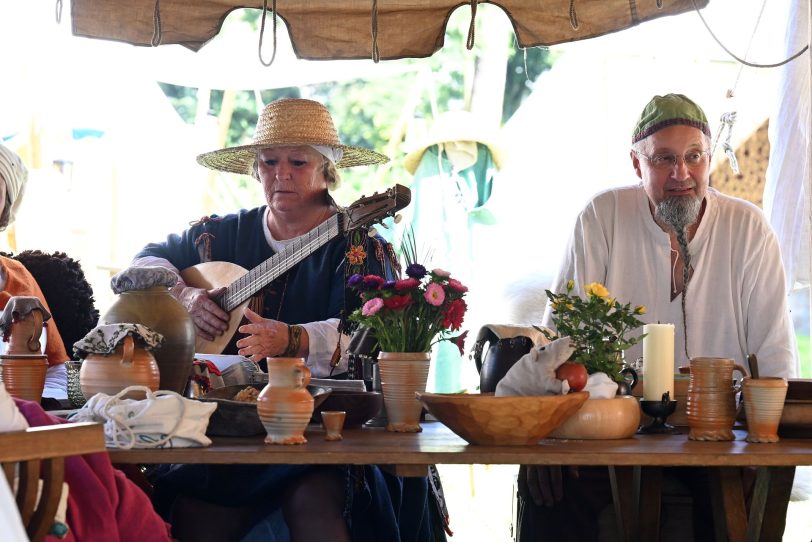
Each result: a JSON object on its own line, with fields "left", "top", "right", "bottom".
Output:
{"left": 309, "top": 145, "right": 344, "bottom": 165}
{"left": 0, "top": 142, "right": 27, "bottom": 231}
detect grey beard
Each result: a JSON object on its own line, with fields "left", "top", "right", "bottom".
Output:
{"left": 655, "top": 196, "right": 700, "bottom": 361}
{"left": 655, "top": 196, "right": 701, "bottom": 232}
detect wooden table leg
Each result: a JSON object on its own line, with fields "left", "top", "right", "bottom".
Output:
{"left": 710, "top": 467, "right": 747, "bottom": 542}
{"left": 609, "top": 465, "right": 637, "bottom": 542}
{"left": 638, "top": 466, "right": 662, "bottom": 542}
{"left": 747, "top": 466, "right": 794, "bottom": 542}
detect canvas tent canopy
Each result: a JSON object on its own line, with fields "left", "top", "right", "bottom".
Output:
{"left": 70, "top": 0, "right": 708, "bottom": 60}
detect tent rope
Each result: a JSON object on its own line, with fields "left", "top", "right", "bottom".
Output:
{"left": 691, "top": 0, "right": 808, "bottom": 68}
{"left": 467, "top": 0, "right": 477, "bottom": 49}
{"left": 569, "top": 0, "right": 579, "bottom": 30}
{"left": 151, "top": 0, "right": 162, "bottom": 46}
{"left": 55, "top": 0, "right": 62, "bottom": 23}
{"left": 371, "top": 0, "right": 380, "bottom": 62}
{"left": 258, "top": 0, "right": 279, "bottom": 67}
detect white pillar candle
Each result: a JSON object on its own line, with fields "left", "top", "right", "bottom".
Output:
{"left": 642, "top": 323, "right": 675, "bottom": 401}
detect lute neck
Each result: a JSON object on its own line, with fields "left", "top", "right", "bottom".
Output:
{"left": 221, "top": 214, "right": 341, "bottom": 311}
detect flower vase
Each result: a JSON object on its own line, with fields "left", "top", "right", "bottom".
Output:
{"left": 377, "top": 352, "right": 431, "bottom": 432}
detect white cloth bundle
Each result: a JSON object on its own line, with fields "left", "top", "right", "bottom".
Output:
{"left": 496, "top": 337, "right": 575, "bottom": 397}
{"left": 71, "top": 386, "right": 216, "bottom": 449}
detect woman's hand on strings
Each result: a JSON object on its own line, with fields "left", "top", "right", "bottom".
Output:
{"left": 236, "top": 308, "right": 289, "bottom": 361}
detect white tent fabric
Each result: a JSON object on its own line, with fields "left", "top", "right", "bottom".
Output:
{"left": 763, "top": 0, "right": 811, "bottom": 292}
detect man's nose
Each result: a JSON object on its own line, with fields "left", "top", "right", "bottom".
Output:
{"left": 276, "top": 162, "right": 291, "bottom": 179}
{"left": 671, "top": 157, "right": 691, "bottom": 179}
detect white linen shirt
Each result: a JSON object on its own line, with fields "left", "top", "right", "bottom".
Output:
{"left": 542, "top": 184, "right": 798, "bottom": 378}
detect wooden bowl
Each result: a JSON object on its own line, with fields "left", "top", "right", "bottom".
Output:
{"left": 549, "top": 397, "right": 641, "bottom": 439}
{"left": 311, "top": 390, "right": 383, "bottom": 428}
{"left": 416, "top": 392, "right": 589, "bottom": 445}
{"left": 200, "top": 384, "right": 331, "bottom": 437}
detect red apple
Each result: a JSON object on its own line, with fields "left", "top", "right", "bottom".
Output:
{"left": 556, "top": 362, "right": 588, "bottom": 392}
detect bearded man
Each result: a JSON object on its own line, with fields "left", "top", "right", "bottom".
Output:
{"left": 517, "top": 94, "right": 797, "bottom": 541}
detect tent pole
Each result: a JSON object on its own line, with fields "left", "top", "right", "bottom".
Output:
{"left": 808, "top": 0, "right": 811, "bottom": 374}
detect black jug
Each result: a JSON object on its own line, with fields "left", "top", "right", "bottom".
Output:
{"left": 472, "top": 327, "right": 534, "bottom": 393}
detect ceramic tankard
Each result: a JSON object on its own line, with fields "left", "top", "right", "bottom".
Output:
{"left": 257, "top": 357, "right": 314, "bottom": 444}
{"left": 686, "top": 357, "right": 747, "bottom": 441}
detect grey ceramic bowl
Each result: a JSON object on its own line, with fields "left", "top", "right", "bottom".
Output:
{"left": 200, "top": 384, "right": 331, "bottom": 437}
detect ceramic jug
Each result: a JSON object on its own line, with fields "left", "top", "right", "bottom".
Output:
{"left": 101, "top": 286, "right": 195, "bottom": 394}
{"left": 0, "top": 355, "right": 48, "bottom": 402}
{"left": 686, "top": 357, "right": 746, "bottom": 441}
{"left": 80, "top": 334, "right": 160, "bottom": 400}
{"left": 6, "top": 308, "right": 45, "bottom": 355}
{"left": 472, "top": 331, "right": 534, "bottom": 394}
{"left": 256, "top": 357, "right": 314, "bottom": 444}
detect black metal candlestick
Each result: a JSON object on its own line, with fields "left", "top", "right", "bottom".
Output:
{"left": 639, "top": 391, "right": 678, "bottom": 434}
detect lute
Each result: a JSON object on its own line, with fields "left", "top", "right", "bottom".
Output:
{"left": 181, "top": 184, "right": 411, "bottom": 355}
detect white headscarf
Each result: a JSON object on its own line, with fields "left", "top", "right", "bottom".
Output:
{"left": 0, "top": 142, "right": 27, "bottom": 231}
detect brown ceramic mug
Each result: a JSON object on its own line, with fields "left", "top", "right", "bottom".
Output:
{"left": 686, "top": 357, "right": 746, "bottom": 441}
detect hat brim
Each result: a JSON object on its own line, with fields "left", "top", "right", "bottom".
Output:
{"left": 403, "top": 139, "right": 504, "bottom": 175}
{"left": 197, "top": 142, "right": 389, "bottom": 175}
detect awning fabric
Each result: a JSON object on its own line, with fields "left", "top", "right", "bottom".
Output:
{"left": 70, "top": 0, "right": 709, "bottom": 60}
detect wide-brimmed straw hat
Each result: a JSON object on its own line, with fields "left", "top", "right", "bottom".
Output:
{"left": 403, "top": 110, "right": 505, "bottom": 175}
{"left": 197, "top": 98, "right": 389, "bottom": 174}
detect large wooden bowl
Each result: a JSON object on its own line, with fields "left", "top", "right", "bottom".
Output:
{"left": 416, "top": 392, "right": 589, "bottom": 445}
{"left": 549, "top": 396, "right": 641, "bottom": 439}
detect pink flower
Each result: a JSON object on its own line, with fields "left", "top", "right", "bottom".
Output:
{"left": 361, "top": 297, "right": 384, "bottom": 316}
{"left": 432, "top": 268, "right": 451, "bottom": 278}
{"left": 447, "top": 278, "right": 468, "bottom": 293}
{"left": 424, "top": 283, "right": 446, "bottom": 306}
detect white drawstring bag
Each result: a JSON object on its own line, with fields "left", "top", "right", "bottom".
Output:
{"left": 72, "top": 386, "right": 217, "bottom": 449}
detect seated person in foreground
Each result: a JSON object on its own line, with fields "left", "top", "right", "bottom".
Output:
{"left": 518, "top": 94, "right": 796, "bottom": 541}
{"left": 133, "top": 98, "right": 446, "bottom": 541}
{"left": 0, "top": 143, "right": 70, "bottom": 391}
{"left": 0, "top": 382, "right": 173, "bottom": 541}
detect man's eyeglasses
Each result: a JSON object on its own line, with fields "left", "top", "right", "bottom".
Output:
{"left": 634, "top": 149, "right": 710, "bottom": 170}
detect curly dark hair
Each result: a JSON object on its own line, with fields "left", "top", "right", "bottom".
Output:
{"left": 4, "top": 250, "right": 100, "bottom": 353}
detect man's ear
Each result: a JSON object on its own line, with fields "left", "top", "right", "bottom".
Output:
{"left": 631, "top": 150, "right": 643, "bottom": 180}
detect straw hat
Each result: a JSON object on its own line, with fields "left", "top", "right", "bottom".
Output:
{"left": 197, "top": 98, "right": 389, "bottom": 174}
{"left": 403, "top": 111, "right": 505, "bottom": 175}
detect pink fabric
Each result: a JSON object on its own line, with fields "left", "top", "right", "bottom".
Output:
{"left": 13, "top": 399, "right": 172, "bottom": 542}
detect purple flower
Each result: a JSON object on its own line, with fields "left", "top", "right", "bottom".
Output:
{"left": 405, "top": 263, "right": 427, "bottom": 279}
{"left": 361, "top": 297, "right": 384, "bottom": 316}
{"left": 381, "top": 280, "right": 397, "bottom": 290}
{"left": 347, "top": 274, "right": 364, "bottom": 288}
{"left": 424, "top": 283, "right": 446, "bottom": 306}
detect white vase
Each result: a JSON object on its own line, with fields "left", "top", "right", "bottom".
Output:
{"left": 377, "top": 352, "right": 431, "bottom": 432}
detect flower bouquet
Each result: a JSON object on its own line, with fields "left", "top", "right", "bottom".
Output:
{"left": 543, "top": 280, "right": 646, "bottom": 383}
{"left": 347, "top": 262, "right": 468, "bottom": 431}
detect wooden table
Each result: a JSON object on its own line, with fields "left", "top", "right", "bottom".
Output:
{"left": 108, "top": 422, "right": 811, "bottom": 542}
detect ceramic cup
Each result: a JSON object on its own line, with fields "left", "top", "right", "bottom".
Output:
{"left": 321, "top": 410, "right": 347, "bottom": 441}
{"left": 743, "top": 377, "right": 788, "bottom": 443}
{"left": 0, "top": 355, "right": 48, "bottom": 402}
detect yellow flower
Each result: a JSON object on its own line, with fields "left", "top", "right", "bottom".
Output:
{"left": 566, "top": 279, "right": 575, "bottom": 291}
{"left": 584, "top": 282, "right": 609, "bottom": 299}
{"left": 635, "top": 305, "right": 647, "bottom": 315}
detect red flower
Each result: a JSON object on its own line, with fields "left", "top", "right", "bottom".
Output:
{"left": 383, "top": 295, "right": 412, "bottom": 311}
{"left": 361, "top": 275, "right": 385, "bottom": 290}
{"left": 443, "top": 299, "right": 467, "bottom": 331}
{"left": 451, "top": 330, "right": 469, "bottom": 356}
{"left": 395, "top": 278, "right": 420, "bottom": 291}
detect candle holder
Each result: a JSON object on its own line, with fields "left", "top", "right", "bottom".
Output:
{"left": 639, "top": 392, "right": 678, "bottom": 434}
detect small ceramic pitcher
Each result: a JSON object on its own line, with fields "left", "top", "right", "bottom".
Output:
{"left": 686, "top": 357, "right": 747, "bottom": 441}
{"left": 80, "top": 334, "right": 160, "bottom": 400}
{"left": 257, "top": 357, "right": 314, "bottom": 444}
{"left": 6, "top": 307, "right": 45, "bottom": 355}
{"left": 0, "top": 355, "right": 48, "bottom": 402}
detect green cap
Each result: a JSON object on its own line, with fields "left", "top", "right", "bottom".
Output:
{"left": 632, "top": 94, "right": 710, "bottom": 144}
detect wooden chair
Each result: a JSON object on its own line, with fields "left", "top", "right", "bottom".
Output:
{"left": 0, "top": 422, "right": 105, "bottom": 542}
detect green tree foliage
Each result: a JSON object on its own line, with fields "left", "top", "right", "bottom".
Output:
{"left": 157, "top": 8, "right": 555, "bottom": 208}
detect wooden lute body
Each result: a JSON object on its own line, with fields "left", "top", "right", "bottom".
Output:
{"left": 181, "top": 185, "right": 410, "bottom": 355}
